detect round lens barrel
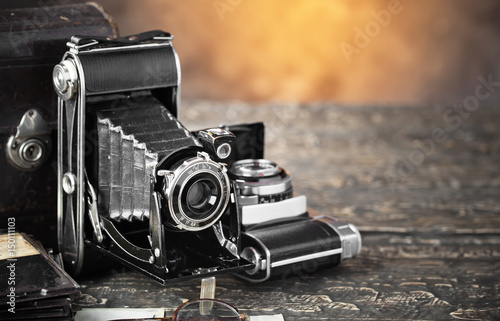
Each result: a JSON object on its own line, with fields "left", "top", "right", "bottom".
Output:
{"left": 229, "top": 159, "right": 293, "bottom": 205}
{"left": 160, "top": 152, "right": 231, "bottom": 231}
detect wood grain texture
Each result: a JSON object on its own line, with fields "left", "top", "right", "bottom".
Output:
{"left": 74, "top": 101, "right": 500, "bottom": 320}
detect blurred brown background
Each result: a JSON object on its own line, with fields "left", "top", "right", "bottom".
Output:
{"left": 4, "top": 0, "right": 500, "bottom": 104}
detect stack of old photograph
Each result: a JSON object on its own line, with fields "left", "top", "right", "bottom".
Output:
{"left": 0, "top": 232, "right": 80, "bottom": 320}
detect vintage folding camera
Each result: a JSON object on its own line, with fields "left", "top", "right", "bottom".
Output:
{"left": 53, "top": 31, "right": 361, "bottom": 284}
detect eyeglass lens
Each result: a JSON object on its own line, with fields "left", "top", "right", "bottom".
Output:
{"left": 174, "top": 299, "right": 243, "bottom": 321}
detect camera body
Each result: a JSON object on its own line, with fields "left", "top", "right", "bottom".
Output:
{"left": 53, "top": 31, "right": 361, "bottom": 284}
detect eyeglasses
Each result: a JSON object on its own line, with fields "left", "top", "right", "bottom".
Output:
{"left": 111, "top": 299, "right": 248, "bottom": 321}
{"left": 172, "top": 299, "right": 247, "bottom": 321}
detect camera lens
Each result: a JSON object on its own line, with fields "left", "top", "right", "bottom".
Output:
{"left": 183, "top": 176, "right": 220, "bottom": 220}
{"left": 186, "top": 180, "right": 212, "bottom": 209}
{"left": 161, "top": 152, "right": 231, "bottom": 231}
{"left": 229, "top": 159, "right": 280, "bottom": 178}
{"left": 229, "top": 159, "right": 293, "bottom": 205}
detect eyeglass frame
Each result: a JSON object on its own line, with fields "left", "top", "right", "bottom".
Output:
{"left": 110, "top": 298, "right": 248, "bottom": 321}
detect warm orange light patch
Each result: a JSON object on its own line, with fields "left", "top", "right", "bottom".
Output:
{"left": 101, "top": 0, "right": 500, "bottom": 104}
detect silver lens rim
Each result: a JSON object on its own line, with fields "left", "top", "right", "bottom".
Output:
{"left": 178, "top": 170, "right": 223, "bottom": 223}
{"left": 230, "top": 159, "right": 292, "bottom": 198}
{"left": 229, "top": 159, "right": 280, "bottom": 178}
{"left": 164, "top": 153, "right": 230, "bottom": 231}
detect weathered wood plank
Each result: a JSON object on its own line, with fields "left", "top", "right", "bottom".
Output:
{"left": 75, "top": 231, "right": 500, "bottom": 320}
{"left": 74, "top": 102, "right": 500, "bottom": 320}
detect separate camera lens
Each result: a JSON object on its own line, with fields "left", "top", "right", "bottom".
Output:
{"left": 229, "top": 159, "right": 293, "bottom": 205}
{"left": 229, "top": 159, "right": 280, "bottom": 178}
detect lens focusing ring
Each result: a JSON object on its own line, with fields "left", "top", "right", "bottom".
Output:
{"left": 229, "top": 159, "right": 280, "bottom": 178}
{"left": 162, "top": 153, "right": 230, "bottom": 231}
{"left": 229, "top": 159, "right": 293, "bottom": 205}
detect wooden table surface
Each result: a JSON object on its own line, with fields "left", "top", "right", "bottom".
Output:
{"left": 74, "top": 101, "right": 500, "bottom": 320}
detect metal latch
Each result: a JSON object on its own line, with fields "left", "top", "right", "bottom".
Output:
{"left": 6, "top": 109, "right": 52, "bottom": 170}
